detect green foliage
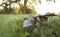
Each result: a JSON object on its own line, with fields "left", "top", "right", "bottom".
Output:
{"left": 0, "top": 14, "right": 60, "bottom": 37}
{"left": 0, "top": 14, "right": 23, "bottom": 37}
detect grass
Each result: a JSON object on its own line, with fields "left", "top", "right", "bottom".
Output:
{"left": 0, "top": 14, "right": 60, "bottom": 37}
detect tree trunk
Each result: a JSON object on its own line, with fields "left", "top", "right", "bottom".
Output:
{"left": 23, "top": 0, "right": 28, "bottom": 14}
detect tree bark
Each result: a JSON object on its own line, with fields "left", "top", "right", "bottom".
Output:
{"left": 23, "top": 0, "right": 28, "bottom": 14}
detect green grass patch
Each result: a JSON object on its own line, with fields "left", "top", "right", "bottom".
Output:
{"left": 0, "top": 14, "right": 60, "bottom": 37}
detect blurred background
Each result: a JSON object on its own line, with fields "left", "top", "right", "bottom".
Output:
{"left": 0, "top": 0, "right": 60, "bottom": 15}
{"left": 0, "top": 0, "right": 37, "bottom": 14}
